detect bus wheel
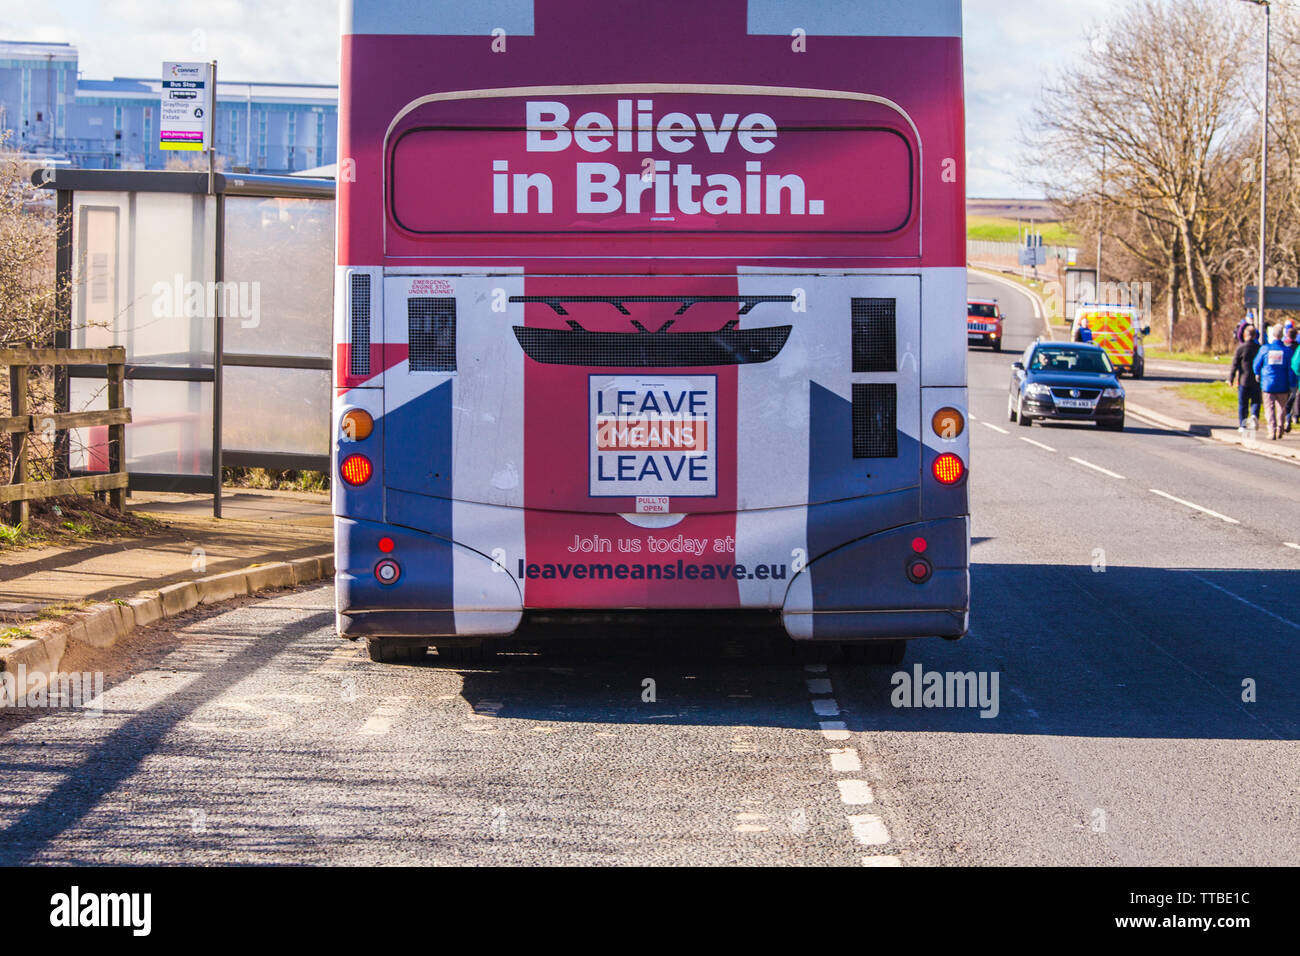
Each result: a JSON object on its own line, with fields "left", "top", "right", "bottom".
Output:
{"left": 366, "top": 639, "right": 427, "bottom": 663}
{"left": 841, "top": 640, "right": 906, "bottom": 666}
{"left": 435, "top": 643, "right": 489, "bottom": 664}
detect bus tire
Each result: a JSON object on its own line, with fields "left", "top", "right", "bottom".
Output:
{"left": 366, "top": 639, "right": 427, "bottom": 664}
{"left": 841, "top": 640, "right": 906, "bottom": 666}
{"left": 435, "top": 642, "right": 489, "bottom": 664}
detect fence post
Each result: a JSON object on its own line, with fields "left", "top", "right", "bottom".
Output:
{"left": 8, "top": 362, "right": 29, "bottom": 528}
{"left": 107, "top": 348, "right": 126, "bottom": 512}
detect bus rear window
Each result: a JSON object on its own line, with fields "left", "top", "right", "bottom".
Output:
{"left": 389, "top": 125, "right": 913, "bottom": 235}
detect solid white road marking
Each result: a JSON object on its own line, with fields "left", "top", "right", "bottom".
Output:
{"left": 1069, "top": 456, "right": 1126, "bottom": 479}
{"left": 812, "top": 698, "right": 840, "bottom": 717}
{"left": 806, "top": 678, "right": 833, "bottom": 694}
{"left": 819, "top": 720, "right": 851, "bottom": 741}
{"left": 1187, "top": 572, "right": 1300, "bottom": 631}
{"left": 827, "top": 748, "right": 863, "bottom": 773}
{"left": 861, "top": 855, "right": 902, "bottom": 867}
{"left": 837, "top": 780, "right": 875, "bottom": 804}
{"left": 848, "top": 814, "right": 891, "bottom": 846}
{"left": 1149, "top": 489, "right": 1239, "bottom": 524}
{"left": 1019, "top": 436, "right": 1056, "bottom": 452}
{"left": 980, "top": 421, "right": 1010, "bottom": 435}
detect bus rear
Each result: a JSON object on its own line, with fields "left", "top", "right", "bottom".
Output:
{"left": 333, "top": 0, "right": 970, "bottom": 661}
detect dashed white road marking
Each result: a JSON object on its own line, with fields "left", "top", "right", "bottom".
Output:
{"left": 804, "top": 663, "right": 828, "bottom": 673}
{"left": 1019, "top": 436, "right": 1056, "bottom": 452}
{"left": 837, "top": 780, "right": 875, "bottom": 804}
{"left": 313, "top": 643, "right": 361, "bottom": 674}
{"left": 1069, "top": 456, "right": 1126, "bottom": 479}
{"left": 801, "top": 672, "right": 898, "bottom": 862}
{"left": 811, "top": 698, "right": 840, "bottom": 717}
{"left": 1009, "top": 685, "right": 1040, "bottom": 719}
{"left": 827, "top": 748, "right": 863, "bottom": 773}
{"left": 1149, "top": 489, "right": 1239, "bottom": 524}
{"left": 819, "top": 720, "right": 851, "bottom": 741}
{"left": 1187, "top": 572, "right": 1300, "bottom": 631}
{"left": 979, "top": 421, "right": 1010, "bottom": 435}
{"left": 848, "top": 814, "right": 891, "bottom": 846}
{"left": 359, "top": 700, "right": 404, "bottom": 736}
{"left": 1284, "top": 542, "right": 1300, "bottom": 550}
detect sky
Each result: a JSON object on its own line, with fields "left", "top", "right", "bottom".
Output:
{"left": 1, "top": 0, "right": 1138, "bottom": 197}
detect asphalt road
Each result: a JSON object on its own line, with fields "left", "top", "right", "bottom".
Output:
{"left": 1, "top": 272, "right": 1295, "bottom": 866}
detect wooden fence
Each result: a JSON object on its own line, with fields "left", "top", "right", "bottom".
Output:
{"left": 2, "top": 347, "right": 131, "bottom": 528}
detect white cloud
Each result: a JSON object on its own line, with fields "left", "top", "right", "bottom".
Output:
{"left": 963, "top": 0, "right": 1120, "bottom": 197}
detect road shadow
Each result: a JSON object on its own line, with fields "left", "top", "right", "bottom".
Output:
{"left": 445, "top": 563, "right": 1299, "bottom": 742}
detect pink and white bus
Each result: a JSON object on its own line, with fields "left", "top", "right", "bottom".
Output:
{"left": 333, "top": 0, "right": 969, "bottom": 662}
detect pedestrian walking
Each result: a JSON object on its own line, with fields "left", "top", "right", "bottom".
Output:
{"left": 1231, "top": 325, "right": 1262, "bottom": 433}
{"left": 1286, "top": 327, "right": 1300, "bottom": 432}
{"left": 1253, "top": 326, "right": 1298, "bottom": 440}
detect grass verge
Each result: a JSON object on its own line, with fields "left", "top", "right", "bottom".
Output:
{"left": 1145, "top": 348, "right": 1231, "bottom": 365}
{"left": 1177, "top": 381, "right": 1238, "bottom": 418}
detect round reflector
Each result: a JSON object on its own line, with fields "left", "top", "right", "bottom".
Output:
{"left": 374, "top": 559, "right": 401, "bottom": 585}
{"left": 911, "top": 562, "right": 930, "bottom": 579}
{"left": 378, "top": 536, "right": 395, "bottom": 554}
{"left": 932, "top": 452, "right": 965, "bottom": 485}
{"left": 340, "top": 454, "right": 373, "bottom": 486}
{"left": 340, "top": 409, "right": 374, "bottom": 442}
{"left": 911, "top": 537, "right": 928, "bottom": 554}
{"left": 931, "top": 407, "right": 965, "bottom": 439}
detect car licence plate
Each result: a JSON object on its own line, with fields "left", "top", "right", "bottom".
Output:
{"left": 1056, "top": 398, "right": 1095, "bottom": 409}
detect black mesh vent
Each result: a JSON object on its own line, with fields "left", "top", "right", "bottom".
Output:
{"left": 408, "top": 297, "right": 456, "bottom": 371}
{"left": 852, "top": 298, "right": 897, "bottom": 373}
{"left": 512, "top": 324, "right": 790, "bottom": 367}
{"left": 852, "top": 383, "right": 898, "bottom": 458}
{"left": 349, "top": 273, "right": 371, "bottom": 376}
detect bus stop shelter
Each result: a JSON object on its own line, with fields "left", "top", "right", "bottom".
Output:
{"left": 34, "top": 168, "right": 335, "bottom": 516}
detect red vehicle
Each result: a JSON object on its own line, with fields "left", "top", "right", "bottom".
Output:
{"left": 967, "top": 299, "right": 1003, "bottom": 351}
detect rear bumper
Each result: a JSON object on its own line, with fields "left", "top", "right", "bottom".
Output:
{"left": 781, "top": 516, "right": 969, "bottom": 641}
{"left": 335, "top": 513, "right": 970, "bottom": 643}
{"left": 1023, "top": 396, "right": 1125, "bottom": 422}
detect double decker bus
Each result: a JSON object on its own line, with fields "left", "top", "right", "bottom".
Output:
{"left": 334, "top": 0, "right": 969, "bottom": 662}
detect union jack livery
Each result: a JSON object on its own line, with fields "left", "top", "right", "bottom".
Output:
{"left": 334, "top": 0, "right": 970, "bottom": 661}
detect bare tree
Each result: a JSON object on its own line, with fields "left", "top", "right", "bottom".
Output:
{"left": 1029, "top": 0, "right": 1252, "bottom": 349}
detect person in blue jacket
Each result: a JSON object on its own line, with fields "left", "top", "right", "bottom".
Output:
{"left": 1253, "top": 326, "right": 1298, "bottom": 440}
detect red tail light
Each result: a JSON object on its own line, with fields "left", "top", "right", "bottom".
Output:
{"left": 341, "top": 454, "right": 373, "bottom": 486}
{"left": 932, "top": 453, "right": 965, "bottom": 485}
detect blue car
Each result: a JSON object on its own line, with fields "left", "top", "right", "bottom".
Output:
{"left": 1008, "top": 342, "right": 1126, "bottom": 431}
